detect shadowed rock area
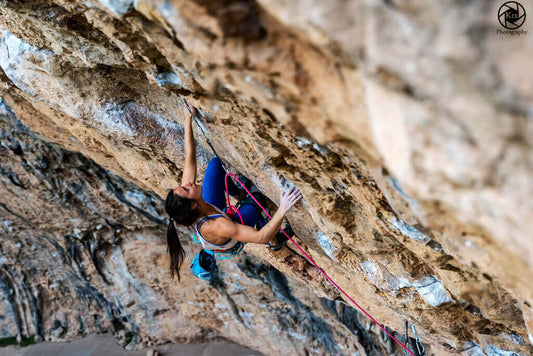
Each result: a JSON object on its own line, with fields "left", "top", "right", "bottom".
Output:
{"left": 0, "top": 0, "right": 532, "bottom": 355}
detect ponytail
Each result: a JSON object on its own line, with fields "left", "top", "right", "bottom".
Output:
{"left": 166, "top": 219, "right": 185, "bottom": 281}
{"left": 165, "top": 190, "right": 200, "bottom": 281}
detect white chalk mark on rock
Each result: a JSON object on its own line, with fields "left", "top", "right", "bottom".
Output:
{"left": 96, "top": 0, "right": 134, "bottom": 16}
{"left": 316, "top": 232, "right": 337, "bottom": 261}
{"left": 360, "top": 260, "right": 378, "bottom": 280}
{"left": 414, "top": 276, "right": 451, "bottom": 307}
{"left": 485, "top": 344, "right": 522, "bottom": 355}
{"left": 390, "top": 216, "right": 431, "bottom": 244}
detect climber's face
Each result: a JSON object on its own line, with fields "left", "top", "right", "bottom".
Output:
{"left": 173, "top": 182, "right": 202, "bottom": 201}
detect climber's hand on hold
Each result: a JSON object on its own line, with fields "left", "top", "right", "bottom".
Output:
{"left": 279, "top": 186, "right": 302, "bottom": 215}
{"left": 184, "top": 103, "right": 200, "bottom": 123}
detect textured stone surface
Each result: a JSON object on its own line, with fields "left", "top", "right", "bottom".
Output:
{"left": 0, "top": 102, "right": 392, "bottom": 355}
{"left": 0, "top": 334, "right": 263, "bottom": 356}
{"left": 0, "top": 0, "right": 532, "bottom": 355}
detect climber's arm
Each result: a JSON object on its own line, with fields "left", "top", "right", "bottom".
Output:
{"left": 209, "top": 186, "right": 302, "bottom": 245}
{"left": 181, "top": 105, "right": 197, "bottom": 186}
{"left": 215, "top": 210, "right": 285, "bottom": 245}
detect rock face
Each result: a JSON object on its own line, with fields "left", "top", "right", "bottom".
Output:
{"left": 0, "top": 0, "right": 531, "bottom": 355}
{"left": 0, "top": 101, "right": 397, "bottom": 355}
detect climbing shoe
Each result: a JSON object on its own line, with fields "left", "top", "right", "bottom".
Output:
{"left": 236, "top": 175, "right": 252, "bottom": 190}
{"left": 268, "top": 223, "right": 294, "bottom": 251}
{"left": 238, "top": 191, "right": 265, "bottom": 209}
{"left": 235, "top": 190, "right": 271, "bottom": 229}
{"left": 229, "top": 174, "right": 255, "bottom": 202}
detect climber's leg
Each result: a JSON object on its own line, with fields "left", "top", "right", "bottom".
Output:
{"left": 236, "top": 203, "right": 259, "bottom": 228}
{"left": 202, "top": 157, "right": 240, "bottom": 209}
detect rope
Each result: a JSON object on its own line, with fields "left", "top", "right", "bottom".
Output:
{"left": 225, "top": 172, "right": 416, "bottom": 356}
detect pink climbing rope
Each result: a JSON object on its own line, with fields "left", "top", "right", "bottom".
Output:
{"left": 225, "top": 172, "right": 416, "bottom": 356}
{"left": 223, "top": 180, "right": 244, "bottom": 224}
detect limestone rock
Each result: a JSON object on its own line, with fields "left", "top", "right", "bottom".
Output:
{"left": 0, "top": 0, "right": 532, "bottom": 355}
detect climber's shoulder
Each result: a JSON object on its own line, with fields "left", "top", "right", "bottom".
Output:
{"left": 201, "top": 216, "right": 236, "bottom": 244}
{"left": 204, "top": 217, "right": 258, "bottom": 244}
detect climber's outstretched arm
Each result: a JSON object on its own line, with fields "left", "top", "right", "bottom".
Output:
{"left": 206, "top": 186, "right": 302, "bottom": 245}
{"left": 181, "top": 105, "right": 197, "bottom": 186}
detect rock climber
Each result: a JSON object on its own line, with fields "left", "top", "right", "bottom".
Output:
{"left": 165, "top": 104, "right": 302, "bottom": 281}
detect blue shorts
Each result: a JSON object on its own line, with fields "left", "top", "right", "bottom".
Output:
{"left": 202, "top": 157, "right": 259, "bottom": 227}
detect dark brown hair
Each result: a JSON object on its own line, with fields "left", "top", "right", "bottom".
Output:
{"left": 165, "top": 190, "right": 200, "bottom": 281}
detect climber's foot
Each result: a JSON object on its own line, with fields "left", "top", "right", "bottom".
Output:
{"left": 267, "top": 223, "right": 294, "bottom": 251}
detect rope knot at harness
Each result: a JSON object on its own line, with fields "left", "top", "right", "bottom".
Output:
{"left": 223, "top": 205, "right": 244, "bottom": 224}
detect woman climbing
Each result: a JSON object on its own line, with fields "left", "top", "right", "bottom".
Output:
{"left": 165, "top": 104, "right": 302, "bottom": 281}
